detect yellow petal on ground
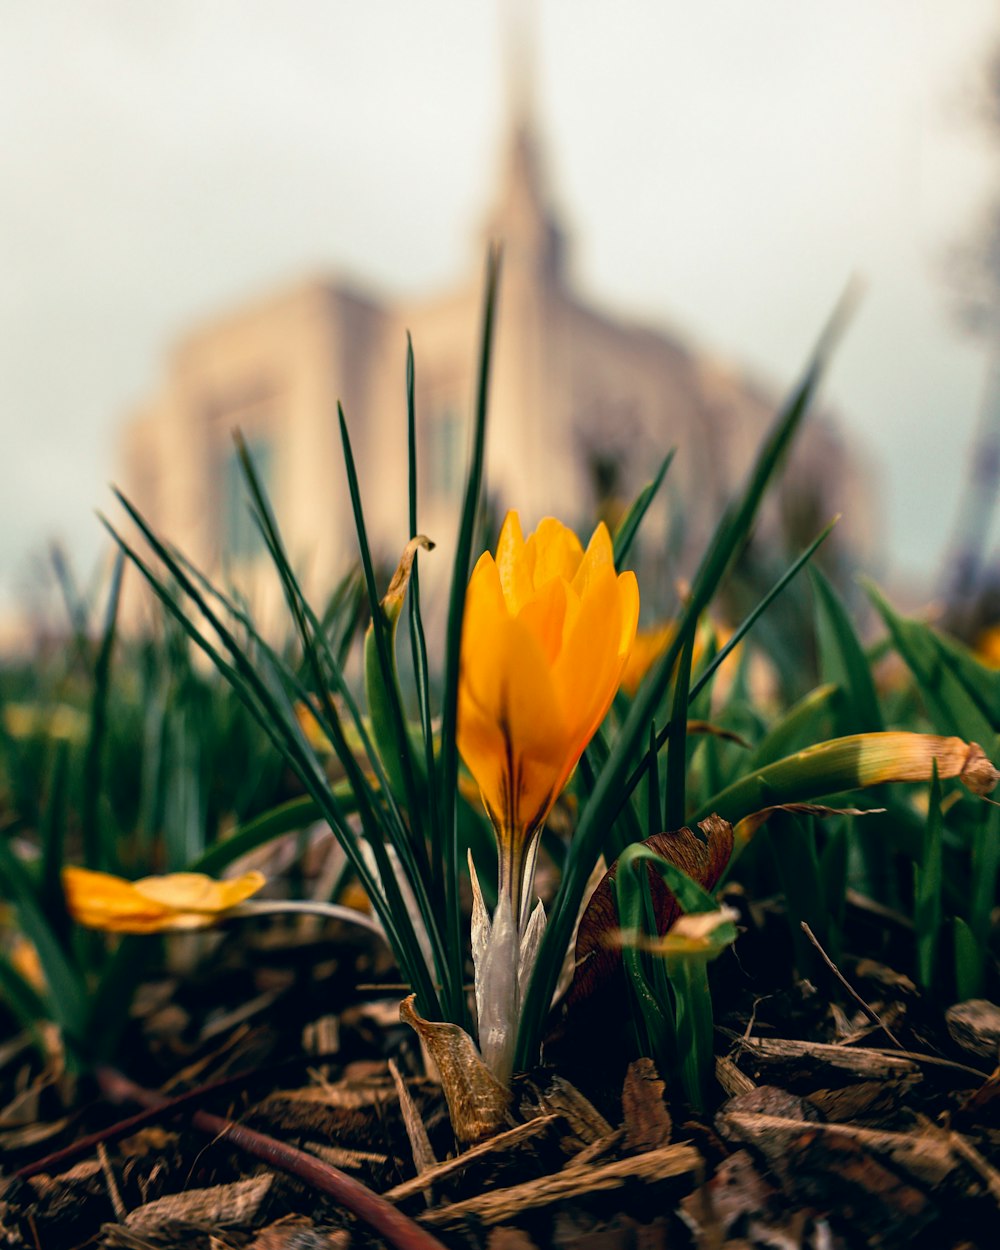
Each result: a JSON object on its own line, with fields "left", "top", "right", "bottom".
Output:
{"left": 133, "top": 871, "right": 266, "bottom": 913}
{"left": 62, "top": 867, "right": 266, "bottom": 934}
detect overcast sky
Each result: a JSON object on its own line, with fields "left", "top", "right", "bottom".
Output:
{"left": 2, "top": 1, "right": 998, "bottom": 617}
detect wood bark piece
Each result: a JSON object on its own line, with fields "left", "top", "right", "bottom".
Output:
{"left": 389, "top": 1058, "right": 438, "bottom": 1177}
{"left": 807, "top": 1077, "right": 921, "bottom": 1123}
{"left": 124, "top": 1174, "right": 275, "bottom": 1229}
{"left": 946, "top": 1000, "right": 1000, "bottom": 1060}
{"left": 561, "top": 1130, "right": 624, "bottom": 1170}
{"left": 383, "top": 1115, "right": 561, "bottom": 1203}
{"left": 539, "top": 1076, "right": 614, "bottom": 1146}
{"left": 678, "top": 1148, "right": 779, "bottom": 1242}
{"left": 621, "top": 1059, "right": 672, "bottom": 1154}
{"left": 715, "top": 1111, "right": 951, "bottom": 1241}
{"left": 714, "top": 1055, "right": 756, "bottom": 1098}
{"left": 734, "top": 1036, "right": 919, "bottom": 1081}
{"left": 419, "top": 1143, "right": 701, "bottom": 1229}
{"left": 716, "top": 1110, "right": 971, "bottom": 1191}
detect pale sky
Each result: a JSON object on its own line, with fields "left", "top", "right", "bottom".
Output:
{"left": 2, "top": 1, "right": 999, "bottom": 617}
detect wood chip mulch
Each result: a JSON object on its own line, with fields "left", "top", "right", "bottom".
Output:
{"left": 1, "top": 907, "right": 998, "bottom": 1250}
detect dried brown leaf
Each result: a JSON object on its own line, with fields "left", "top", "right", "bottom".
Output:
{"left": 567, "top": 815, "right": 734, "bottom": 1013}
{"left": 399, "top": 995, "right": 510, "bottom": 1143}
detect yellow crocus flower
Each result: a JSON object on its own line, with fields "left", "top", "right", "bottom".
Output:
{"left": 62, "top": 867, "right": 266, "bottom": 933}
{"left": 457, "top": 510, "right": 638, "bottom": 1080}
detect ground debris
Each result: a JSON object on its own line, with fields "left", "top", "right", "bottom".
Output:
{"left": 124, "top": 1174, "right": 276, "bottom": 1230}
{"left": 733, "top": 1036, "right": 919, "bottom": 1083}
{"left": 946, "top": 999, "right": 1000, "bottom": 1061}
{"left": 621, "top": 1059, "right": 672, "bottom": 1154}
{"left": 419, "top": 1141, "right": 701, "bottom": 1229}
{"left": 3, "top": 894, "right": 999, "bottom": 1250}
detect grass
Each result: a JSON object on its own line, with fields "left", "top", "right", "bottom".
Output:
{"left": 0, "top": 260, "right": 997, "bottom": 1126}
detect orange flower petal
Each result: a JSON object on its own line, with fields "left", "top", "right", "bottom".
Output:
{"left": 62, "top": 867, "right": 265, "bottom": 934}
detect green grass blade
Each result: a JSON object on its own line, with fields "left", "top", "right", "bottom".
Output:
{"left": 646, "top": 722, "right": 660, "bottom": 838}
{"left": 406, "top": 334, "right": 443, "bottom": 907}
{"left": 81, "top": 551, "right": 125, "bottom": 871}
{"left": 664, "top": 626, "right": 694, "bottom": 832}
{"left": 766, "top": 811, "right": 831, "bottom": 970}
{"left": 953, "top": 915, "right": 984, "bottom": 1001}
{"left": 103, "top": 506, "right": 440, "bottom": 1012}
{"left": 751, "top": 683, "right": 838, "bottom": 769}
{"left": 191, "top": 795, "right": 323, "bottom": 874}
{"left": 0, "top": 950, "right": 50, "bottom": 1033}
{"left": 613, "top": 451, "right": 675, "bottom": 567}
{"left": 0, "top": 835, "right": 87, "bottom": 1042}
{"left": 630, "top": 518, "right": 839, "bottom": 794}
{"left": 864, "top": 581, "right": 996, "bottom": 746}
{"left": 232, "top": 432, "right": 446, "bottom": 988}
{"left": 811, "top": 566, "right": 883, "bottom": 733}
{"left": 38, "top": 739, "right": 71, "bottom": 934}
{"left": 438, "top": 246, "right": 501, "bottom": 1026}
{"left": 914, "top": 765, "right": 943, "bottom": 992}
{"left": 337, "top": 407, "right": 428, "bottom": 861}
{"left": 970, "top": 801, "right": 1000, "bottom": 948}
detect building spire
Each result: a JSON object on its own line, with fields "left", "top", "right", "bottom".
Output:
{"left": 485, "top": 0, "right": 566, "bottom": 281}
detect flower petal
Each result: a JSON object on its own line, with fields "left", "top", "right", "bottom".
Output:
{"left": 133, "top": 871, "right": 266, "bottom": 914}
{"left": 494, "top": 511, "right": 532, "bottom": 613}
{"left": 62, "top": 867, "right": 265, "bottom": 933}
{"left": 525, "top": 517, "right": 583, "bottom": 591}
{"left": 458, "top": 611, "right": 566, "bottom": 840}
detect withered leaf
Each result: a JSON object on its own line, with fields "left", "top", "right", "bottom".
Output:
{"left": 566, "top": 815, "right": 734, "bottom": 1013}
{"left": 399, "top": 995, "right": 510, "bottom": 1143}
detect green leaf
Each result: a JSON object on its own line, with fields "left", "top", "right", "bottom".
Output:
{"left": 811, "top": 566, "right": 883, "bottom": 734}
{"left": 339, "top": 412, "right": 430, "bottom": 869}
{"left": 864, "top": 582, "right": 996, "bottom": 746}
{"left": 82, "top": 552, "right": 125, "bottom": 872}
{"left": 190, "top": 794, "right": 326, "bottom": 875}
{"left": 613, "top": 451, "right": 675, "bottom": 567}
{"left": 438, "top": 247, "right": 501, "bottom": 1027}
{"left": 953, "top": 915, "right": 984, "bottom": 1001}
{"left": 664, "top": 625, "right": 694, "bottom": 832}
{"left": 766, "top": 812, "right": 832, "bottom": 970}
{"left": 751, "top": 683, "right": 838, "bottom": 769}
{"left": 914, "top": 765, "right": 943, "bottom": 992}
{"left": 970, "top": 801, "right": 1000, "bottom": 947}
{"left": 0, "top": 836, "right": 87, "bottom": 1042}
{"left": 405, "top": 334, "right": 443, "bottom": 909}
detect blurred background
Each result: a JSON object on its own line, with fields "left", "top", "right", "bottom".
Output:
{"left": 2, "top": 0, "right": 1000, "bottom": 646}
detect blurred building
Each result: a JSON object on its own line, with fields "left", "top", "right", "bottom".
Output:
{"left": 120, "top": 93, "right": 873, "bottom": 634}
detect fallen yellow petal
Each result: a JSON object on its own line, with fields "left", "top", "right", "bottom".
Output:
{"left": 62, "top": 867, "right": 266, "bottom": 934}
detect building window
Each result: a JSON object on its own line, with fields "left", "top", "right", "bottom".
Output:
{"left": 222, "top": 438, "right": 273, "bottom": 561}
{"left": 426, "top": 406, "right": 464, "bottom": 502}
